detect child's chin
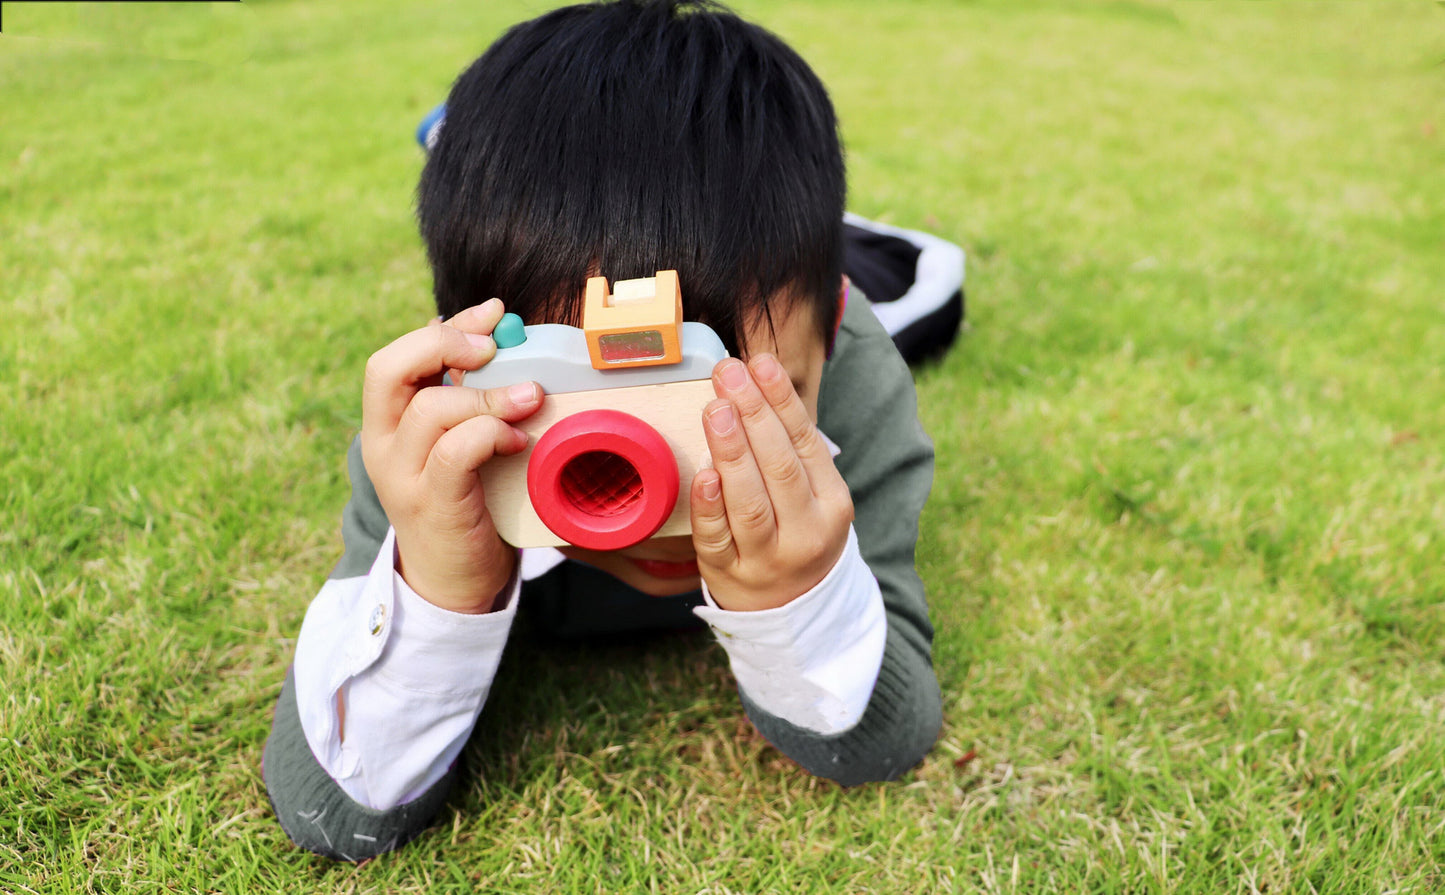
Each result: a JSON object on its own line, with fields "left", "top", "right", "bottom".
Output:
{"left": 558, "top": 547, "right": 701, "bottom": 597}
{"left": 624, "top": 567, "right": 702, "bottom": 598}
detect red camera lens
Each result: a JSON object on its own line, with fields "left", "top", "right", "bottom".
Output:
{"left": 526, "top": 410, "right": 680, "bottom": 550}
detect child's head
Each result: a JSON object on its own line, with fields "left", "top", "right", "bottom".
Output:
{"left": 417, "top": 0, "right": 846, "bottom": 361}
{"left": 420, "top": 0, "right": 848, "bottom": 596}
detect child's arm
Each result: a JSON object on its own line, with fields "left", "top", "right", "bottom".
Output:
{"left": 690, "top": 297, "right": 941, "bottom": 783}
{"left": 264, "top": 302, "right": 542, "bottom": 859}
{"left": 263, "top": 455, "right": 523, "bottom": 859}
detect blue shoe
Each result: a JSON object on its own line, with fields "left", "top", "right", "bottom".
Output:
{"left": 416, "top": 103, "right": 446, "bottom": 151}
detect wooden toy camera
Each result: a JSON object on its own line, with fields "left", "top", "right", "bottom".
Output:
{"left": 462, "top": 271, "right": 728, "bottom": 551}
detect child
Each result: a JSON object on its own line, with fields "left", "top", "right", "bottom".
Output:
{"left": 263, "top": 0, "right": 941, "bottom": 861}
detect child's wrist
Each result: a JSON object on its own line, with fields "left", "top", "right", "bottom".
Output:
{"left": 396, "top": 544, "right": 518, "bottom": 615}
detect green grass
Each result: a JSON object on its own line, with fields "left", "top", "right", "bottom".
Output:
{"left": 2, "top": 0, "right": 1443, "bottom": 891}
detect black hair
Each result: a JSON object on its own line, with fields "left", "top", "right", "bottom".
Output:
{"left": 417, "top": 0, "right": 845, "bottom": 356}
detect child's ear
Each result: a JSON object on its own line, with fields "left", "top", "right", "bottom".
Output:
{"left": 827, "top": 275, "right": 848, "bottom": 359}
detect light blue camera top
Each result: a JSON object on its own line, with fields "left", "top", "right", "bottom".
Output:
{"left": 461, "top": 317, "right": 729, "bottom": 395}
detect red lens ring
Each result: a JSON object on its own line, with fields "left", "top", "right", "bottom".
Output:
{"left": 526, "top": 409, "right": 679, "bottom": 550}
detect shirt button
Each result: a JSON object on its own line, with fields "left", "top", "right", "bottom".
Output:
{"left": 368, "top": 603, "right": 387, "bottom": 636}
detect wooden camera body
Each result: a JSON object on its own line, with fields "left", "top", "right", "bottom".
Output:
{"left": 461, "top": 271, "right": 727, "bottom": 550}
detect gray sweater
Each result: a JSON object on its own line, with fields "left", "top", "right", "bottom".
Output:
{"left": 262, "top": 295, "right": 941, "bottom": 860}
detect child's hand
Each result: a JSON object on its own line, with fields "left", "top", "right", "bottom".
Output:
{"left": 690, "top": 355, "right": 854, "bottom": 611}
{"left": 359, "top": 299, "right": 543, "bottom": 614}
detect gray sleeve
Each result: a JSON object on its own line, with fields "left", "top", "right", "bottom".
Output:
{"left": 329, "top": 435, "right": 391, "bottom": 580}
{"left": 262, "top": 436, "right": 458, "bottom": 860}
{"left": 262, "top": 669, "right": 457, "bottom": 861}
{"left": 738, "top": 297, "right": 942, "bottom": 785}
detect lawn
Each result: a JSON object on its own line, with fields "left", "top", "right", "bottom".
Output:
{"left": 2, "top": 1, "right": 1442, "bottom": 892}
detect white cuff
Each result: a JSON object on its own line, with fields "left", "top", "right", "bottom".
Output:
{"left": 693, "top": 525, "right": 886, "bottom": 735}
{"left": 370, "top": 566, "right": 518, "bottom": 696}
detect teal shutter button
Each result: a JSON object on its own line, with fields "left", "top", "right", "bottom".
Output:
{"left": 493, "top": 313, "right": 527, "bottom": 348}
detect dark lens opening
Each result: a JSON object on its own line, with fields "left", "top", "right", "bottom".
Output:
{"left": 559, "top": 451, "right": 644, "bottom": 518}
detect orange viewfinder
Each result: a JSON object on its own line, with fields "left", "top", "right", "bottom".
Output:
{"left": 582, "top": 270, "right": 684, "bottom": 371}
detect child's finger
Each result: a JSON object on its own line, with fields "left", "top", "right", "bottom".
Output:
{"left": 749, "top": 352, "right": 839, "bottom": 490}
{"left": 395, "top": 381, "right": 543, "bottom": 471}
{"left": 712, "top": 357, "right": 814, "bottom": 510}
{"left": 425, "top": 318, "right": 471, "bottom": 384}
{"left": 444, "top": 298, "right": 505, "bottom": 334}
{"left": 444, "top": 299, "right": 506, "bottom": 385}
{"left": 688, "top": 468, "right": 736, "bottom": 566}
{"left": 362, "top": 324, "right": 497, "bottom": 435}
{"left": 423, "top": 412, "right": 530, "bottom": 502}
{"left": 702, "top": 398, "right": 776, "bottom": 551}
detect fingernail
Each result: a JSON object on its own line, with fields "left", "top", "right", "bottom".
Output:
{"left": 481, "top": 297, "right": 503, "bottom": 313}
{"left": 707, "top": 404, "right": 736, "bottom": 435}
{"left": 508, "top": 382, "right": 538, "bottom": 404}
{"left": 751, "top": 354, "right": 782, "bottom": 383}
{"left": 701, "top": 477, "right": 721, "bottom": 500}
{"left": 717, "top": 360, "right": 748, "bottom": 391}
{"left": 466, "top": 332, "right": 495, "bottom": 350}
